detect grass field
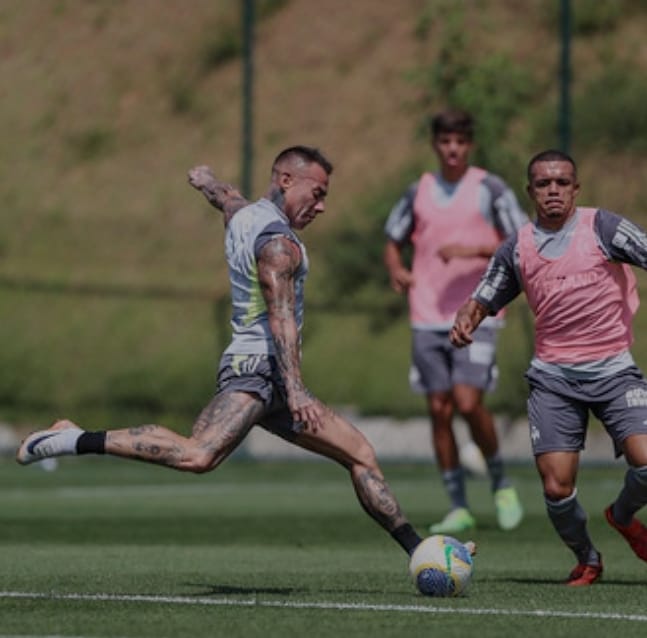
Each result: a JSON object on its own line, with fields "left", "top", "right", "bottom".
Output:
{"left": 1, "top": 456, "right": 647, "bottom": 638}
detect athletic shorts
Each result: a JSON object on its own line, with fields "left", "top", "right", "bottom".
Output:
{"left": 525, "top": 365, "right": 647, "bottom": 457}
{"left": 216, "top": 353, "right": 303, "bottom": 440}
{"left": 409, "top": 326, "right": 498, "bottom": 394}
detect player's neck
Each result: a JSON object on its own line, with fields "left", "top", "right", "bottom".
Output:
{"left": 439, "top": 164, "right": 469, "bottom": 184}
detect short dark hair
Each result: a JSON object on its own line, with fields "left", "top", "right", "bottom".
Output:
{"left": 430, "top": 109, "right": 474, "bottom": 141}
{"left": 527, "top": 149, "right": 577, "bottom": 181}
{"left": 272, "top": 145, "right": 333, "bottom": 177}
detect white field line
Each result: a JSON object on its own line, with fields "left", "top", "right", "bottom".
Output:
{"left": 1, "top": 591, "right": 647, "bottom": 623}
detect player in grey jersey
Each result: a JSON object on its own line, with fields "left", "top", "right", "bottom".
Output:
{"left": 17, "top": 146, "right": 450, "bottom": 569}
{"left": 451, "top": 149, "right": 647, "bottom": 586}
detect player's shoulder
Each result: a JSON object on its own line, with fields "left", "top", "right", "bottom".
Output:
{"left": 228, "top": 198, "right": 281, "bottom": 229}
{"left": 593, "top": 207, "right": 621, "bottom": 222}
{"left": 496, "top": 231, "right": 521, "bottom": 261}
{"left": 591, "top": 206, "right": 625, "bottom": 239}
{"left": 400, "top": 178, "right": 421, "bottom": 200}
{"left": 479, "top": 170, "right": 510, "bottom": 196}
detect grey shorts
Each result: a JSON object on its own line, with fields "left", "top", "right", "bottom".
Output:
{"left": 525, "top": 365, "right": 647, "bottom": 457}
{"left": 216, "top": 353, "right": 303, "bottom": 440}
{"left": 410, "top": 326, "right": 498, "bottom": 394}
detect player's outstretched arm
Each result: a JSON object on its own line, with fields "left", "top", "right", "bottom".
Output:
{"left": 450, "top": 298, "right": 490, "bottom": 347}
{"left": 187, "top": 165, "right": 249, "bottom": 225}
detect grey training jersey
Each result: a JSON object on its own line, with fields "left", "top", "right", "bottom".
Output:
{"left": 223, "top": 198, "right": 308, "bottom": 356}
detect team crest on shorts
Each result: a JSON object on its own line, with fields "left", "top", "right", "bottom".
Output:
{"left": 626, "top": 387, "right": 647, "bottom": 407}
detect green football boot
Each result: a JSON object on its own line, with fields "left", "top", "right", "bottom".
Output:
{"left": 429, "top": 507, "right": 476, "bottom": 534}
{"left": 494, "top": 486, "right": 524, "bottom": 531}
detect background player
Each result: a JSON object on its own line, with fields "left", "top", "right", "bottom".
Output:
{"left": 384, "top": 109, "right": 527, "bottom": 534}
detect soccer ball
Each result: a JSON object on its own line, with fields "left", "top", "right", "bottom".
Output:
{"left": 409, "top": 535, "right": 474, "bottom": 597}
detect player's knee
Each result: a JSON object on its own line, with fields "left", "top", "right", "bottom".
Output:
{"left": 354, "top": 438, "right": 379, "bottom": 470}
{"left": 429, "top": 400, "right": 454, "bottom": 427}
{"left": 454, "top": 397, "right": 480, "bottom": 416}
{"left": 543, "top": 477, "right": 574, "bottom": 501}
{"left": 184, "top": 448, "right": 216, "bottom": 474}
{"left": 429, "top": 395, "right": 452, "bottom": 418}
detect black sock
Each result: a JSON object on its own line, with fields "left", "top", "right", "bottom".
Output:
{"left": 391, "top": 523, "right": 423, "bottom": 555}
{"left": 613, "top": 465, "right": 647, "bottom": 525}
{"left": 76, "top": 431, "right": 107, "bottom": 455}
{"left": 545, "top": 491, "right": 597, "bottom": 564}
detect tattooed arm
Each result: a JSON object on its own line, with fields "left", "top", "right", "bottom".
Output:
{"left": 187, "top": 165, "right": 249, "bottom": 226}
{"left": 257, "top": 236, "right": 325, "bottom": 431}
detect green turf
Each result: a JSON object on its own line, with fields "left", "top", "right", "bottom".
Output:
{"left": 1, "top": 457, "right": 646, "bottom": 638}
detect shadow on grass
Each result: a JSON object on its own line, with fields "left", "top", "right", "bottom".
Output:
{"left": 508, "top": 577, "right": 639, "bottom": 587}
{"left": 186, "top": 583, "right": 297, "bottom": 596}
{"left": 185, "top": 582, "right": 409, "bottom": 597}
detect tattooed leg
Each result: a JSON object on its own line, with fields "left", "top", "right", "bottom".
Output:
{"left": 106, "top": 391, "right": 264, "bottom": 472}
{"left": 293, "top": 409, "right": 422, "bottom": 553}
{"left": 350, "top": 465, "right": 408, "bottom": 532}
{"left": 293, "top": 407, "right": 408, "bottom": 532}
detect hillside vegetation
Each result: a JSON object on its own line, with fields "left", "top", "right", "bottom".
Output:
{"left": 1, "top": 0, "right": 647, "bottom": 429}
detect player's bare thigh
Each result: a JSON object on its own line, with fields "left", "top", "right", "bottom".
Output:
{"left": 106, "top": 390, "right": 266, "bottom": 471}
{"left": 292, "top": 400, "right": 380, "bottom": 473}
{"left": 191, "top": 390, "right": 266, "bottom": 458}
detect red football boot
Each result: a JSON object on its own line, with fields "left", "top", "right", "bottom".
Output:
{"left": 605, "top": 505, "right": 647, "bottom": 562}
{"left": 566, "top": 559, "right": 603, "bottom": 587}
